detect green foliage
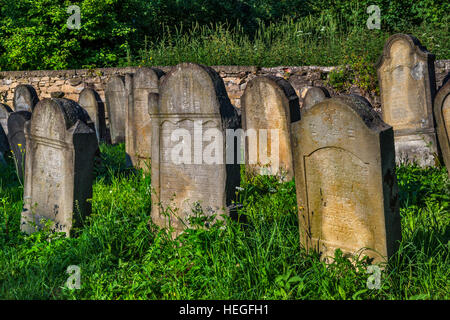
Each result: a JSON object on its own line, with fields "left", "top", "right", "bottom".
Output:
{"left": 0, "top": 144, "right": 448, "bottom": 299}
{"left": 0, "top": 0, "right": 448, "bottom": 70}
{"left": 327, "top": 51, "right": 380, "bottom": 95}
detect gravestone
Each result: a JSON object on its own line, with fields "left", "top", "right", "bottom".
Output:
{"left": 151, "top": 63, "right": 240, "bottom": 233}
{"left": 291, "top": 95, "right": 401, "bottom": 262}
{"left": 433, "top": 78, "right": 450, "bottom": 175}
{"left": 0, "top": 103, "right": 12, "bottom": 135}
{"left": 376, "top": 33, "right": 438, "bottom": 166}
{"left": 78, "top": 88, "right": 108, "bottom": 142}
{"left": 241, "top": 76, "right": 300, "bottom": 180}
{"left": 13, "top": 84, "right": 39, "bottom": 112}
{"left": 126, "top": 67, "right": 164, "bottom": 169}
{"left": 7, "top": 111, "right": 32, "bottom": 181}
{"left": 21, "top": 98, "right": 98, "bottom": 236}
{"left": 105, "top": 76, "right": 127, "bottom": 144}
{"left": 302, "top": 86, "right": 330, "bottom": 114}
{"left": 0, "top": 124, "right": 9, "bottom": 166}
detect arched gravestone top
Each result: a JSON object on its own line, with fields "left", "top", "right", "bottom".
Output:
{"left": 13, "top": 84, "right": 39, "bottom": 112}
{"left": 105, "top": 75, "right": 127, "bottom": 144}
{"left": 151, "top": 62, "right": 240, "bottom": 233}
{"left": 30, "top": 98, "right": 90, "bottom": 139}
{"left": 7, "top": 111, "right": 32, "bottom": 180}
{"left": 22, "top": 98, "right": 98, "bottom": 236}
{"left": 0, "top": 103, "right": 13, "bottom": 135}
{"left": 302, "top": 86, "right": 330, "bottom": 113}
{"left": 78, "top": 88, "right": 108, "bottom": 142}
{"left": 291, "top": 95, "right": 401, "bottom": 262}
{"left": 156, "top": 63, "right": 240, "bottom": 122}
{"left": 241, "top": 75, "right": 300, "bottom": 180}
{"left": 375, "top": 33, "right": 438, "bottom": 166}
{"left": 433, "top": 78, "right": 450, "bottom": 175}
{"left": 126, "top": 67, "right": 164, "bottom": 169}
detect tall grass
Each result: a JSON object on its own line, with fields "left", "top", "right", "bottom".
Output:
{"left": 134, "top": 13, "right": 449, "bottom": 68}
{"left": 0, "top": 144, "right": 448, "bottom": 299}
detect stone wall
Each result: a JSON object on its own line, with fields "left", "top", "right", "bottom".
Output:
{"left": 0, "top": 60, "right": 448, "bottom": 114}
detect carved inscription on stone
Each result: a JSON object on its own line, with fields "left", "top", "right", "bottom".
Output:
{"left": 241, "top": 76, "right": 300, "bottom": 180}
{"left": 21, "top": 98, "right": 98, "bottom": 236}
{"left": 151, "top": 63, "right": 240, "bottom": 234}
{"left": 126, "top": 68, "right": 163, "bottom": 169}
{"left": 376, "top": 34, "right": 438, "bottom": 166}
{"left": 291, "top": 95, "right": 401, "bottom": 262}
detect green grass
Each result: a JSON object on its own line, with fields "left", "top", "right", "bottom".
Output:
{"left": 134, "top": 15, "right": 450, "bottom": 68}
{"left": 0, "top": 143, "right": 448, "bottom": 299}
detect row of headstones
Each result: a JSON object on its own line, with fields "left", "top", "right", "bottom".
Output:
{"left": 2, "top": 33, "right": 449, "bottom": 264}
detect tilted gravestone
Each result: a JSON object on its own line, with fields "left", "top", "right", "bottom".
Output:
{"left": 302, "top": 86, "right": 330, "bottom": 114}
{"left": 13, "top": 84, "right": 39, "bottom": 112}
{"left": 291, "top": 95, "right": 401, "bottom": 262}
{"left": 151, "top": 63, "right": 241, "bottom": 233}
{"left": 376, "top": 33, "right": 438, "bottom": 166}
{"left": 7, "top": 111, "right": 32, "bottom": 181}
{"left": 0, "top": 124, "right": 9, "bottom": 166}
{"left": 434, "top": 78, "right": 450, "bottom": 175}
{"left": 21, "top": 98, "right": 98, "bottom": 236}
{"left": 78, "top": 88, "right": 108, "bottom": 142}
{"left": 105, "top": 76, "right": 127, "bottom": 144}
{"left": 241, "top": 76, "right": 300, "bottom": 180}
{"left": 126, "top": 67, "right": 164, "bottom": 169}
{"left": 0, "top": 103, "right": 12, "bottom": 135}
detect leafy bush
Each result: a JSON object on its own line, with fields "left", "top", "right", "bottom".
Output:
{"left": 0, "top": 0, "right": 448, "bottom": 70}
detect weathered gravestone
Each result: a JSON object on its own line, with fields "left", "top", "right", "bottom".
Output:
{"left": 78, "top": 88, "right": 108, "bottom": 142}
{"left": 7, "top": 111, "right": 32, "bottom": 181}
{"left": 241, "top": 76, "right": 300, "bottom": 180}
{"left": 126, "top": 67, "right": 164, "bottom": 169}
{"left": 433, "top": 78, "right": 450, "bottom": 175}
{"left": 0, "top": 103, "right": 12, "bottom": 135}
{"left": 291, "top": 95, "right": 401, "bottom": 262}
{"left": 0, "top": 124, "right": 9, "bottom": 166}
{"left": 13, "top": 84, "right": 39, "bottom": 112}
{"left": 105, "top": 76, "right": 127, "bottom": 144}
{"left": 21, "top": 98, "right": 98, "bottom": 236}
{"left": 302, "top": 86, "right": 330, "bottom": 114}
{"left": 376, "top": 33, "right": 438, "bottom": 166}
{"left": 151, "top": 63, "right": 241, "bottom": 233}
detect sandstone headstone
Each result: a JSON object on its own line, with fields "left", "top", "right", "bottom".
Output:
{"left": 126, "top": 67, "right": 164, "bottom": 169}
{"left": 105, "top": 76, "right": 127, "bottom": 144}
{"left": 7, "top": 111, "right": 32, "bottom": 181}
{"left": 376, "top": 34, "right": 438, "bottom": 166}
{"left": 291, "top": 95, "right": 401, "bottom": 262}
{"left": 433, "top": 78, "right": 450, "bottom": 175}
{"left": 302, "top": 86, "right": 330, "bottom": 113}
{"left": 151, "top": 63, "right": 241, "bottom": 233}
{"left": 78, "top": 88, "right": 108, "bottom": 142}
{"left": 13, "top": 84, "right": 39, "bottom": 112}
{"left": 241, "top": 76, "right": 300, "bottom": 180}
{"left": 0, "top": 103, "right": 13, "bottom": 135}
{"left": 21, "top": 98, "right": 98, "bottom": 236}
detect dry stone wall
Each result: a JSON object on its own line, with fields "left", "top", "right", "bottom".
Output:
{"left": 0, "top": 61, "right": 448, "bottom": 116}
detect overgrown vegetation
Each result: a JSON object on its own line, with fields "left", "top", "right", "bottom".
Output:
{"left": 0, "top": 0, "right": 448, "bottom": 70}
{"left": 0, "top": 144, "right": 448, "bottom": 299}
